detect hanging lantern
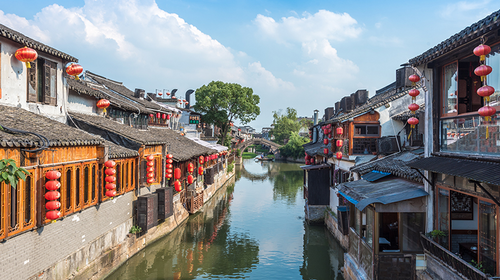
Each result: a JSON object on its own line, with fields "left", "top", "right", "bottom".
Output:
{"left": 198, "top": 166, "right": 204, "bottom": 175}
{"left": 474, "top": 65, "right": 492, "bottom": 82}
{"left": 45, "top": 170, "right": 61, "bottom": 180}
{"left": 106, "top": 190, "right": 117, "bottom": 197}
{"left": 147, "top": 172, "right": 155, "bottom": 178}
{"left": 205, "top": 156, "right": 209, "bottom": 163}
{"left": 323, "top": 148, "right": 329, "bottom": 155}
{"left": 45, "top": 180, "right": 61, "bottom": 191}
{"left": 408, "top": 103, "right": 420, "bottom": 113}
{"left": 46, "top": 210, "right": 61, "bottom": 220}
{"left": 174, "top": 180, "right": 182, "bottom": 192}
{"left": 156, "top": 112, "right": 161, "bottom": 118}
{"left": 409, "top": 89, "right": 420, "bottom": 101}
{"left": 104, "top": 160, "right": 116, "bottom": 168}
{"left": 323, "top": 138, "right": 329, "bottom": 145}
{"left": 199, "top": 156, "right": 204, "bottom": 164}
{"left": 146, "top": 155, "right": 154, "bottom": 161}
{"left": 96, "top": 99, "right": 110, "bottom": 114}
{"left": 185, "top": 102, "right": 189, "bottom": 105}
{"left": 147, "top": 167, "right": 154, "bottom": 173}
{"left": 474, "top": 44, "right": 491, "bottom": 62}
{"left": 167, "top": 159, "right": 173, "bottom": 164}
{"left": 172, "top": 96, "right": 177, "bottom": 99}
{"left": 147, "top": 178, "right": 154, "bottom": 184}
{"left": 336, "top": 152, "right": 343, "bottom": 160}
{"left": 336, "top": 140, "right": 343, "bottom": 147}
{"left": 187, "top": 175, "right": 194, "bottom": 184}
{"left": 149, "top": 113, "right": 154, "bottom": 118}
{"left": 166, "top": 164, "right": 173, "bottom": 169}
{"left": 167, "top": 92, "right": 171, "bottom": 96}
{"left": 167, "top": 114, "right": 171, "bottom": 120}
{"left": 409, "top": 74, "right": 420, "bottom": 86}
{"left": 15, "top": 47, "right": 38, "bottom": 68}
{"left": 147, "top": 161, "right": 154, "bottom": 167}
{"left": 66, "top": 63, "right": 83, "bottom": 80}
{"left": 477, "top": 85, "right": 495, "bottom": 102}
{"left": 105, "top": 176, "right": 116, "bottom": 183}
{"left": 408, "top": 117, "right": 419, "bottom": 129}
{"left": 478, "top": 106, "right": 497, "bottom": 122}
{"left": 162, "top": 113, "right": 167, "bottom": 119}
{"left": 45, "top": 191, "right": 61, "bottom": 200}
{"left": 105, "top": 168, "right": 116, "bottom": 176}
{"left": 167, "top": 154, "right": 173, "bottom": 159}
{"left": 105, "top": 183, "right": 116, "bottom": 190}
{"left": 166, "top": 173, "right": 173, "bottom": 179}
{"left": 174, "top": 168, "right": 181, "bottom": 180}
{"left": 166, "top": 169, "right": 173, "bottom": 174}
{"left": 188, "top": 163, "right": 194, "bottom": 174}
{"left": 158, "top": 92, "right": 162, "bottom": 96}
{"left": 336, "top": 127, "right": 343, "bottom": 135}
{"left": 45, "top": 200, "right": 61, "bottom": 210}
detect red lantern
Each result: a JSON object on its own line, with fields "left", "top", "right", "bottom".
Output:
{"left": 408, "top": 103, "right": 420, "bottom": 113}
{"left": 105, "top": 183, "right": 116, "bottom": 190}
{"left": 147, "top": 161, "right": 154, "bottom": 167}
{"left": 474, "top": 44, "right": 491, "bottom": 61}
{"left": 188, "top": 163, "right": 194, "bottom": 174}
{"left": 146, "top": 155, "right": 154, "bottom": 161}
{"left": 45, "top": 191, "right": 61, "bottom": 200}
{"left": 323, "top": 148, "right": 329, "bottom": 155}
{"left": 174, "top": 168, "right": 181, "bottom": 180}
{"left": 336, "top": 127, "right": 343, "bottom": 135}
{"left": 336, "top": 140, "right": 343, "bottom": 147}
{"left": 174, "top": 180, "right": 182, "bottom": 192}
{"left": 167, "top": 92, "right": 171, "bottom": 96}
{"left": 167, "top": 159, "right": 173, "bottom": 164}
{"left": 166, "top": 164, "right": 173, "bottom": 169}
{"left": 198, "top": 166, "right": 204, "bottom": 175}
{"left": 162, "top": 113, "right": 166, "bottom": 119}
{"left": 147, "top": 172, "right": 155, "bottom": 178}
{"left": 45, "top": 170, "right": 61, "bottom": 180}
{"left": 166, "top": 168, "right": 173, "bottom": 174}
{"left": 475, "top": 65, "right": 492, "bottom": 81}
{"left": 149, "top": 113, "right": 154, "bottom": 118}
{"left": 147, "top": 167, "right": 154, "bottom": 172}
{"left": 15, "top": 47, "right": 38, "bottom": 68}
{"left": 409, "top": 74, "right": 420, "bottom": 83}
{"left": 172, "top": 96, "right": 177, "bottom": 99}
{"left": 167, "top": 154, "right": 173, "bottom": 159}
{"left": 166, "top": 173, "right": 173, "bottom": 179}
{"left": 45, "top": 201, "right": 61, "bottom": 211}
{"left": 478, "top": 106, "right": 497, "bottom": 121}
{"left": 323, "top": 139, "right": 329, "bottom": 145}
{"left": 199, "top": 156, "right": 204, "bottom": 164}
{"left": 46, "top": 210, "right": 61, "bottom": 220}
{"left": 336, "top": 152, "right": 343, "bottom": 160}
{"left": 45, "top": 180, "right": 61, "bottom": 191}
{"left": 408, "top": 117, "right": 419, "bottom": 129}
{"left": 167, "top": 114, "right": 171, "bottom": 120}
{"left": 409, "top": 89, "right": 420, "bottom": 99}
{"left": 147, "top": 178, "right": 154, "bottom": 184}
{"left": 156, "top": 112, "right": 161, "bottom": 118}
{"left": 477, "top": 85, "right": 495, "bottom": 102}
{"left": 105, "top": 176, "right": 116, "bottom": 183}
{"left": 187, "top": 175, "right": 194, "bottom": 184}
{"left": 205, "top": 156, "right": 209, "bottom": 163}
{"left": 104, "top": 160, "right": 116, "bottom": 168}
{"left": 105, "top": 168, "right": 116, "bottom": 176}
{"left": 96, "top": 99, "right": 110, "bottom": 113}
{"left": 66, "top": 63, "right": 84, "bottom": 80}
{"left": 106, "top": 190, "right": 117, "bottom": 197}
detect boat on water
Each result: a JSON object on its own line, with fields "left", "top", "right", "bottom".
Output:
{"left": 255, "top": 155, "right": 274, "bottom": 161}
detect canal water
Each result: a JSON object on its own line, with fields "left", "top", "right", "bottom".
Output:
{"left": 105, "top": 159, "right": 345, "bottom": 280}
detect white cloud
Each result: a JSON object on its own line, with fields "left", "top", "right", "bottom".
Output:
{"left": 247, "top": 62, "right": 295, "bottom": 90}
{"left": 254, "top": 10, "right": 362, "bottom": 44}
{"left": 440, "top": 0, "right": 492, "bottom": 19}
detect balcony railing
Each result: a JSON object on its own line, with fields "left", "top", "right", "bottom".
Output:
{"left": 420, "top": 233, "right": 488, "bottom": 280}
{"left": 440, "top": 114, "right": 500, "bottom": 157}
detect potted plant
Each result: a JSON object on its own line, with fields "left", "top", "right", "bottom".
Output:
{"left": 429, "top": 229, "right": 447, "bottom": 244}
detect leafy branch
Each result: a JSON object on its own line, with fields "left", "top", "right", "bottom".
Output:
{"left": 0, "top": 159, "right": 30, "bottom": 189}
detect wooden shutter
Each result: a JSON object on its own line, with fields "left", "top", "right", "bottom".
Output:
{"left": 27, "top": 60, "right": 37, "bottom": 102}
{"left": 49, "top": 62, "right": 57, "bottom": 106}
{"left": 43, "top": 60, "right": 57, "bottom": 105}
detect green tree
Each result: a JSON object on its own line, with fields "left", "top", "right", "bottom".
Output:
{"left": 270, "top": 107, "right": 301, "bottom": 145}
{"left": 279, "top": 132, "right": 309, "bottom": 159}
{"left": 194, "top": 81, "right": 260, "bottom": 147}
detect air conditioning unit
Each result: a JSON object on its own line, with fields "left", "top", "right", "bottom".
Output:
{"left": 137, "top": 193, "right": 158, "bottom": 232}
{"left": 377, "top": 136, "right": 400, "bottom": 155}
{"left": 156, "top": 187, "right": 173, "bottom": 220}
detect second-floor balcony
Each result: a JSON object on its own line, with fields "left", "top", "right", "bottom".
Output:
{"left": 440, "top": 114, "right": 500, "bottom": 158}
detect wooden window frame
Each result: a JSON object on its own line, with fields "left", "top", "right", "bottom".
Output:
{"left": 26, "top": 58, "right": 57, "bottom": 106}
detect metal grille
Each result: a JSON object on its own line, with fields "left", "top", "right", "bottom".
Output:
{"left": 420, "top": 233, "right": 488, "bottom": 280}
{"left": 375, "top": 254, "right": 415, "bottom": 280}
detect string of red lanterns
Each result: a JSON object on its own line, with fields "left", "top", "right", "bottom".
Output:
{"left": 146, "top": 155, "right": 155, "bottom": 184}
{"left": 165, "top": 154, "right": 173, "bottom": 180}
{"left": 336, "top": 126, "right": 343, "bottom": 160}
{"left": 407, "top": 74, "right": 421, "bottom": 137}
{"left": 104, "top": 160, "right": 117, "bottom": 197}
{"left": 174, "top": 167, "right": 182, "bottom": 191}
{"left": 45, "top": 170, "right": 62, "bottom": 221}
{"left": 474, "top": 41, "right": 496, "bottom": 139}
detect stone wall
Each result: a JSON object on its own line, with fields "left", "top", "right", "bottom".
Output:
{"left": 325, "top": 211, "right": 349, "bottom": 251}
{"left": 305, "top": 204, "right": 326, "bottom": 224}
{"left": 343, "top": 253, "right": 370, "bottom": 280}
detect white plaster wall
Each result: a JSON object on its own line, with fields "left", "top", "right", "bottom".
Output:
{"left": 329, "top": 186, "right": 339, "bottom": 211}
{"left": 67, "top": 92, "right": 95, "bottom": 114}
{"left": 0, "top": 38, "right": 68, "bottom": 123}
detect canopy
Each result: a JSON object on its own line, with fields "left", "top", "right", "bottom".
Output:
{"left": 187, "top": 137, "right": 228, "bottom": 152}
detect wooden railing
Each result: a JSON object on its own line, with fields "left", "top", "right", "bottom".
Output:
{"left": 186, "top": 190, "right": 204, "bottom": 214}
{"left": 420, "top": 233, "right": 488, "bottom": 280}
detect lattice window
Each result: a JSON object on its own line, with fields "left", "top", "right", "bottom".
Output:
{"left": 3, "top": 170, "right": 35, "bottom": 238}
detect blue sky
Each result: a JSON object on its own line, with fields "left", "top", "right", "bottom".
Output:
{"left": 0, "top": 0, "right": 498, "bottom": 130}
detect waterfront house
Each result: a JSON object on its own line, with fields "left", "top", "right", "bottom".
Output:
{"left": 406, "top": 9, "right": 500, "bottom": 279}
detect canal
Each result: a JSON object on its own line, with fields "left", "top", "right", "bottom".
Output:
{"left": 105, "top": 159, "right": 345, "bottom": 280}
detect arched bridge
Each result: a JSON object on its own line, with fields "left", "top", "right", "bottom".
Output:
{"left": 236, "top": 138, "right": 282, "bottom": 155}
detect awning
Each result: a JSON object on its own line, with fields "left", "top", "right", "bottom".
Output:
{"left": 337, "top": 178, "right": 428, "bottom": 211}
{"left": 186, "top": 137, "right": 228, "bottom": 152}
{"left": 408, "top": 156, "right": 500, "bottom": 186}
{"left": 362, "top": 170, "right": 391, "bottom": 182}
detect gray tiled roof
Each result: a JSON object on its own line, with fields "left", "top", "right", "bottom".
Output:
{"left": 0, "top": 24, "right": 77, "bottom": 62}
{"left": 0, "top": 105, "right": 102, "bottom": 148}
{"left": 409, "top": 9, "right": 500, "bottom": 66}
{"left": 68, "top": 112, "right": 166, "bottom": 146}
{"left": 149, "top": 128, "right": 217, "bottom": 161}
{"left": 392, "top": 104, "right": 425, "bottom": 121}
{"left": 104, "top": 140, "right": 139, "bottom": 159}
{"left": 350, "top": 149, "right": 424, "bottom": 182}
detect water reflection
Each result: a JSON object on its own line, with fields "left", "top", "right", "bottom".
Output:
{"left": 105, "top": 159, "right": 344, "bottom": 280}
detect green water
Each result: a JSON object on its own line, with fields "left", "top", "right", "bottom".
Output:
{"left": 105, "top": 159, "right": 345, "bottom": 280}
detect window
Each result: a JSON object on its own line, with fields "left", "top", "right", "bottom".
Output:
{"left": 486, "top": 44, "right": 500, "bottom": 107}
{"left": 0, "top": 170, "right": 35, "bottom": 240}
{"left": 442, "top": 62, "right": 458, "bottom": 115}
{"left": 101, "top": 158, "right": 136, "bottom": 201}
{"left": 354, "top": 125, "right": 379, "bottom": 136}
{"left": 27, "top": 59, "right": 57, "bottom": 105}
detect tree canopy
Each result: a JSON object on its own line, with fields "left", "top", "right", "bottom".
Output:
{"left": 270, "top": 107, "right": 301, "bottom": 145}
{"left": 278, "top": 132, "right": 309, "bottom": 159}
{"left": 193, "top": 81, "right": 260, "bottom": 146}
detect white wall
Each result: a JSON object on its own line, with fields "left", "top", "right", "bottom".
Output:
{"left": 0, "top": 38, "right": 68, "bottom": 123}
{"left": 451, "top": 201, "right": 478, "bottom": 230}
{"left": 67, "top": 92, "right": 96, "bottom": 114}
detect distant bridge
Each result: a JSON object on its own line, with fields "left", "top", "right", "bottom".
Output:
{"left": 236, "top": 137, "right": 282, "bottom": 155}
